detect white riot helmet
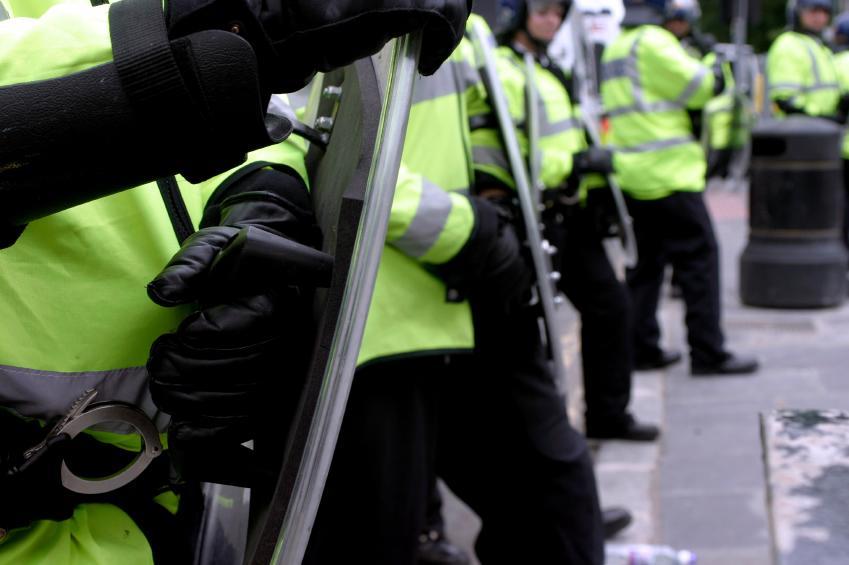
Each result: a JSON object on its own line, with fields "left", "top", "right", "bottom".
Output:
{"left": 574, "top": 0, "right": 624, "bottom": 44}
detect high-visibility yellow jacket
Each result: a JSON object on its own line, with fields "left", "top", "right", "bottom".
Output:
{"left": 358, "top": 35, "right": 482, "bottom": 365}
{"left": 601, "top": 25, "right": 716, "bottom": 199}
{"left": 470, "top": 39, "right": 585, "bottom": 193}
{"left": 767, "top": 31, "right": 841, "bottom": 119}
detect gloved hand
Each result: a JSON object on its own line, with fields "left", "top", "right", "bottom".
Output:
{"left": 167, "top": 0, "right": 473, "bottom": 92}
{"left": 711, "top": 60, "right": 726, "bottom": 96}
{"left": 146, "top": 166, "right": 328, "bottom": 485}
{"left": 0, "top": 412, "right": 72, "bottom": 531}
{"left": 431, "top": 196, "right": 531, "bottom": 310}
{"left": 836, "top": 92, "right": 849, "bottom": 125}
{"left": 574, "top": 147, "right": 614, "bottom": 175}
{"left": 707, "top": 148, "right": 733, "bottom": 180}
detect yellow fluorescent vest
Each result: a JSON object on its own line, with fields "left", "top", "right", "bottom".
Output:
{"left": 357, "top": 37, "right": 481, "bottom": 366}
{"left": 601, "top": 25, "right": 716, "bottom": 200}
{"left": 470, "top": 41, "right": 585, "bottom": 193}
{"left": 0, "top": 4, "right": 308, "bottom": 562}
{"left": 767, "top": 31, "right": 841, "bottom": 119}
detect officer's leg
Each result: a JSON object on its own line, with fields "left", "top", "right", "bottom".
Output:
{"left": 437, "top": 306, "right": 604, "bottom": 565}
{"left": 558, "top": 209, "right": 633, "bottom": 430}
{"left": 842, "top": 159, "right": 849, "bottom": 250}
{"left": 303, "top": 359, "right": 436, "bottom": 565}
{"left": 662, "top": 192, "right": 726, "bottom": 366}
{"left": 625, "top": 198, "right": 669, "bottom": 364}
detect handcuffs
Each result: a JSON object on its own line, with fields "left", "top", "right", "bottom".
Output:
{"left": 18, "top": 389, "right": 162, "bottom": 495}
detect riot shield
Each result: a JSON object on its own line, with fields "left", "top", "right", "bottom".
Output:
{"left": 193, "top": 34, "right": 422, "bottom": 565}
{"left": 469, "top": 20, "right": 568, "bottom": 394}
{"left": 569, "top": 6, "right": 639, "bottom": 269}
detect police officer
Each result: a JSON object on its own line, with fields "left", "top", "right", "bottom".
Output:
{"left": 662, "top": 0, "right": 714, "bottom": 58}
{"left": 768, "top": 1, "right": 849, "bottom": 251}
{"left": 304, "top": 24, "right": 537, "bottom": 565}
{"left": 0, "top": 0, "right": 471, "bottom": 563}
{"left": 767, "top": 0, "right": 841, "bottom": 120}
{"left": 601, "top": 0, "right": 758, "bottom": 375}
{"left": 472, "top": 0, "right": 659, "bottom": 443}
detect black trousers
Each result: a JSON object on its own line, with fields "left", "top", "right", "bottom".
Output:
{"left": 550, "top": 206, "right": 634, "bottom": 428}
{"left": 434, "top": 301, "right": 604, "bottom": 565}
{"left": 625, "top": 192, "right": 727, "bottom": 366}
{"left": 303, "top": 360, "right": 437, "bottom": 565}
{"left": 306, "top": 307, "right": 604, "bottom": 565}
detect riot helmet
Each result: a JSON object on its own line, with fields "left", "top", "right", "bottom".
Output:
{"left": 663, "top": 0, "right": 709, "bottom": 47}
{"left": 834, "top": 11, "right": 849, "bottom": 45}
{"left": 664, "top": 0, "right": 701, "bottom": 23}
{"left": 787, "top": 0, "right": 832, "bottom": 33}
{"left": 574, "top": 0, "right": 625, "bottom": 45}
{"left": 497, "top": 0, "right": 572, "bottom": 45}
{"left": 622, "top": 0, "right": 665, "bottom": 27}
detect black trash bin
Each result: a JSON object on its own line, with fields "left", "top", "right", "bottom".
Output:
{"left": 740, "top": 116, "right": 848, "bottom": 308}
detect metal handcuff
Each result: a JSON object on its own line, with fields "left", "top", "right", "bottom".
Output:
{"left": 20, "top": 389, "right": 162, "bottom": 495}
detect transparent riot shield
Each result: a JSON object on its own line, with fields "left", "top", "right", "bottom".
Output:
{"left": 192, "top": 34, "right": 422, "bottom": 565}
{"left": 569, "top": 7, "right": 639, "bottom": 269}
{"left": 469, "top": 20, "right": 568, "bottom": 394}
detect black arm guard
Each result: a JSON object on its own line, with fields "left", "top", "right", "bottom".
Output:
{"left": 0, "top": 0, "right": 289, "bottom": 231}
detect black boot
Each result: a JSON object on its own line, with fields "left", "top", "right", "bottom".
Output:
{"left": 602, "top": 507, "right": 633, "bottom": 539}
{"left": 634, "top": 349, "right": 682, "bottom": 371}
{"left": 691, "top": 353, "right": 759, "bottom": 376}
{"left": 586, "top": 414, "right": 660, "bottom": 442}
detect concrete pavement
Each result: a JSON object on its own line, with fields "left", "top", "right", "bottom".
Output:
{"left": 442, "top": 187, "right": 849, "bottom": 564}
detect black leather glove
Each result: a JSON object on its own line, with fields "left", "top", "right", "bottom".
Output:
{"left": 431, "top": 196, "right": 531, "bottom": 310}
{"left": 574, "top": 147, "right": 614, "bottom": 175}
{"left": 707, "top": 148, "right": 733, "bottom": 179}
{"left": 146, "top": 166, "right": 329, "bottom": 485}
{"left": 711, "top": 60, "right": 726, "bottom": 96}
{"left": 167, "top": 0, "right": 472, "bottom": 92}
{"left": 775, "top": 98, "right": 806, "bottom": 116}
{"left": 836, "top": 92, "right": 849, "bottom": 125}
{"left": 585, "top": 185, "right": 621, "bottom": 240}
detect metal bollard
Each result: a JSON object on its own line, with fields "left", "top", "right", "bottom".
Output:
{"left": 740, "top": 116, "right": 848, "bottom": 308}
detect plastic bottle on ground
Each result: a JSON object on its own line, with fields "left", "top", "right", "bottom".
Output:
{"left": 605, "top": 544, "right": 697, "bottom": 564}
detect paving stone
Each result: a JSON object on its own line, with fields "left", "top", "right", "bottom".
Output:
{"left": 660, "top": 447, "right": 765, "bottom": 497}
{"left": 660, "top": 490, "right": 770, "bottom": 549}
{"left": 689, "top": 546, "right": 773, "bottom": 565}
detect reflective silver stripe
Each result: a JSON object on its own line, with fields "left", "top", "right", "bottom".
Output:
{"left": 539, "top": 116, "right": 582, "bottom": 137}
{"left": 413, "top": 60, "right": 478, "bottom": 104}
{"left": 674, "top": 65, "right": 707, "bottom": 106}
{"left": 613, "top": 136, "right": 695, "bottom": 153}
{"left": 393, "top": 179, "right": 455, "bottom": 258}
{"left": 805, "top": 41, "right": 822, "bottom": 85}
{"left": 0, "top": 364, "right": 169, "bottom": 434}
{"left": 769, "top": 82, "right": 840, "bottom": 93}
{"left": 473, "top": 145, "right": 510, "bottom": 171}
{"left": 602, "top": 58, "right": 629, "bottom": 81}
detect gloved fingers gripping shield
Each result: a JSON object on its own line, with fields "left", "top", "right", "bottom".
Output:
{"left": 167, "top": 0, "right": 473, "bottom": 89}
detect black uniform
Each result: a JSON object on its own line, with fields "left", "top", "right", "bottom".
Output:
{"left": 549, "top": 203, "right": 634, "bottom": 430}
{"left": 625, "top": 191, "right": 727, "bottom": 367}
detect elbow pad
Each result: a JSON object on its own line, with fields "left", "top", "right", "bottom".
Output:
{"left": 0, "top": 0, "right": 289, "bottom": 228}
